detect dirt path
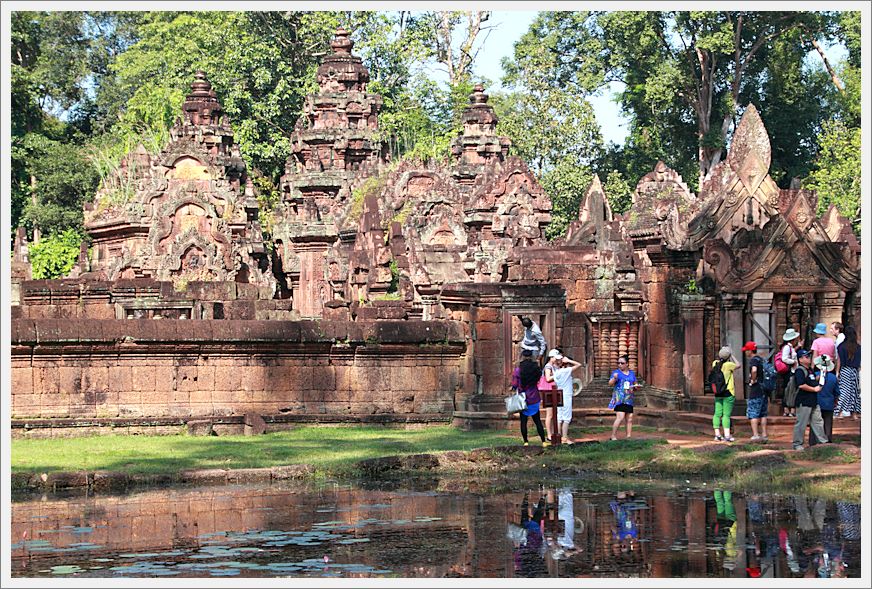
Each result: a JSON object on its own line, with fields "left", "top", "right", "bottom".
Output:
{"left": 570, "top": 420, "right": 861, "bottom": 478}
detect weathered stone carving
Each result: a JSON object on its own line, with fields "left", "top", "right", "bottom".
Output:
{"left": 624, "top": 161, "right": 698, "bottom": 251}
{"left": 271, "top": 31, "right": 553, "bottom": 314}
{"left": 679, "top": 106, "right": 860, "bottom": 293}
{"left": 82, "top": 72, "right": 275, "bottom": 294}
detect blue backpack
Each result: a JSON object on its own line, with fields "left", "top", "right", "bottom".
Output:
{"left": 759, "top": 359, "right": 777, "bottom": 394}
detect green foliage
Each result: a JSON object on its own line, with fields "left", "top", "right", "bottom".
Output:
{"left": 602, "top": 169, "right": 634, "bottom": 215}
{"left": 349, "top": 175, "right": 386, "bottom": 224}
{"left": 494, "top": 89, "right": 602, "bottom": 176}
{"left": 28, "top": 229, "right": 84, "bottom": 279}
{"left": 541, "top": 158, "right": 593, "bottom": 240}
{"left": 803, "top": 120, "right": 861, "bottom": 236}
{"left": 743, "top": 29, "right": 838, "bottom": 186}
{"left": 19, "top": 134, "right": 100, "bottom": 236}
{"left": 497, "top": 13, "right": 605, "bottom": 241}
{"left": 501, "top": 11, "right": 604, "bottom": 95}
{"left": 495, "top": 13, "right": 603, "bottom": 177}
{"left": 252, "top": 175, "right": 280, "bottom": 238}
{"left": 387, "top": 259, "right": 400, "bottom": 294}
{"left": 10, "top": 11, "right": 123, "bottom": 234}
{"left": 98, "top": 11, "right": 337, "bottom": 182}
{"left": 530, "top": 11, "right": 843, "bottom": 187}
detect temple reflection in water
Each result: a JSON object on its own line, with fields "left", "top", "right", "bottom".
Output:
{"left": 11, "top": 484, "right": 859, "bottom": 578}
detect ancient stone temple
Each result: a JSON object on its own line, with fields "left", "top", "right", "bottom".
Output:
{"left": 82, "top": 71, "right": 275, "bottom": 295}
{"left": 273, "top": 28, "right": 387, "bottom": 316}
{"left": 271, "top": 28, "right": 552, "bottom": 321}
{"left": 9, "top": 29, "right": 861, "bottom": 437}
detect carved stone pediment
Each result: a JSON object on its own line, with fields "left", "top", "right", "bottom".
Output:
{"left": 623, "top": 161, "right": 699, "bottom": 252}
{"left": 685, "top": 105, "right": 785, "bottom": 250}
{"left": 702, "top": 191, "right": 859, "bottom": 293}
{"left": 564, "top": 174, "right": 615, "bottom": 247}
{"left": 466, "top": 158, "right": 551, "bottom": 240}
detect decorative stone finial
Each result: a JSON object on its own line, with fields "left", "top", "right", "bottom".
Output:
{"left": 315, "top": 27, "right": 369, "bottom": 93}
{"left": 727, "top": 103, "right": 771, "bottom": 181}
{"left": 182, "top": 70, "right": 223, "bottom": 126}
{"left": 470, "top": 84, "right": 488, "bottom": 105}
{"left": 189, "top": 71, "right": 214, "bottom": 96}
{"left": 331, "top": 27, "right": 353, "bottom": 54}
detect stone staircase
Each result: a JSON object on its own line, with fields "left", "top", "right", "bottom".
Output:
{"left": 573, "top": 377, "right": 617, "bottom": 408}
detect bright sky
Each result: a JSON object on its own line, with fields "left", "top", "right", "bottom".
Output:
{"left": 474, "top": 9, "right": 850, "bottom": 149}
{"left": 476, "top": 10, "right": 630, "bottom": 146}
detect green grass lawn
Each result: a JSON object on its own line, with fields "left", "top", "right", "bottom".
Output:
{"left": 11, "top": 425, "right": 517, "bottom": 476}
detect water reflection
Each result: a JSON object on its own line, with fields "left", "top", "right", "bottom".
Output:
{"left": 10, "top": 482, "right": 860, "bottom": 578}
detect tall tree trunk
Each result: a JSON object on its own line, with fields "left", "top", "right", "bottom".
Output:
{"left": 807, "top": 35, "right": 844, "bottom": 92}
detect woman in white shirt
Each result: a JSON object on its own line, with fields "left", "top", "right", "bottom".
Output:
{"left": 780, "top": 329, "right": 800, "bottom": 417}
{"left": 546, "top": 350, "right": 582, "bottom": 445}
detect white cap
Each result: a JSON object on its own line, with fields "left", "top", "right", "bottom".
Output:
{"left": 548, "top": 349, "right": 564, "bottom": 360}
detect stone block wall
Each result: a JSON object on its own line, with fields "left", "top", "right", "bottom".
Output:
{"left": 510, "top": 246, "right": 634, "bottom": 314}
{"left": 11, "top": 319, "right": 467, "bottom": 431}
{"left": 14, "top": 279, "right": 297, "bottom": 321}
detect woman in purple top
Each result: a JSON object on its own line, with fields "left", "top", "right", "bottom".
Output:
{"left": 511, "top": 349, "right": 548, "bottom": 446}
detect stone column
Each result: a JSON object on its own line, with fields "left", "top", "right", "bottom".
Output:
{"left": 801, "top": 293, "right": 816, "bottom": 343}
{"left": 420, "top": 295, "right": 438, "bottom": 321}
{"left": 680, "top": 295, "right": 706, "bottom": 398}
{"left": 750, "top": 292, "right": 774, "bottom": 358}
{"left": 722, "top": 293, "right": 747, "bottom": 400}
{"left": 817, "top": 291, "right": 846, "bottom": 332}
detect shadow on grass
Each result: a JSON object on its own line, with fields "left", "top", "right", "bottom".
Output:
{"left": 11, "top": 426, "right": 518, "bottom": 476}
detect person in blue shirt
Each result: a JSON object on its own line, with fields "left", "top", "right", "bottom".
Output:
{"left": 608, "top": 355, "right": 640, "bottom": 440}
{"left": 810, "top": 354, "right": 838, "bottom": 446}
{"left": 609, "top": 490, "right": 644, "bottom": 558}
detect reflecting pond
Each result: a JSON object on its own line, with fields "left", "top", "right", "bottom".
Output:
{"left": 10, "top": 481, "right": 860, "bottom": 578}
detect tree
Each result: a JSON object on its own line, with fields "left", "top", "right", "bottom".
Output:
{"left": 347, "top": 12, "right": 453, "bottom": 161}
{"left": 540, "top": 158, "right": 593, "bottom": 241}
{"left": 803, "top": 123, "right": 860, "bottom": 237}
{"left": 802, "top": 11, "right": 861, "bottom": 237}
{"left": 603, "top": 170, "right": 634, "bottom": 215}
{"left": 98, "top": 11, "right": 343, "bottom": 183}
{"left": 28, "top": 229, "right": 85, "bottom": 279}
{"left": 742, "top": 29, "right": 838, "bottom": 185}
{"left": 392, "top": 10, "right": 495, "bottom": 159}
{"left": 599, "top": 11, "right": 837, "bottom": 187}
{"left": 493, "top": 89, "right": 602, "bottom": 176}
{"left": 19, "top": 134, "right": 100, "bottom": 237}
{"left": 10, "top": 11, "right": 110, "bottom": 239}
{"left": 496, "top": 12, "right": 603, "bottom": 239}
{"left": 508, "top": 11, "right": 846, "bottom": 191}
